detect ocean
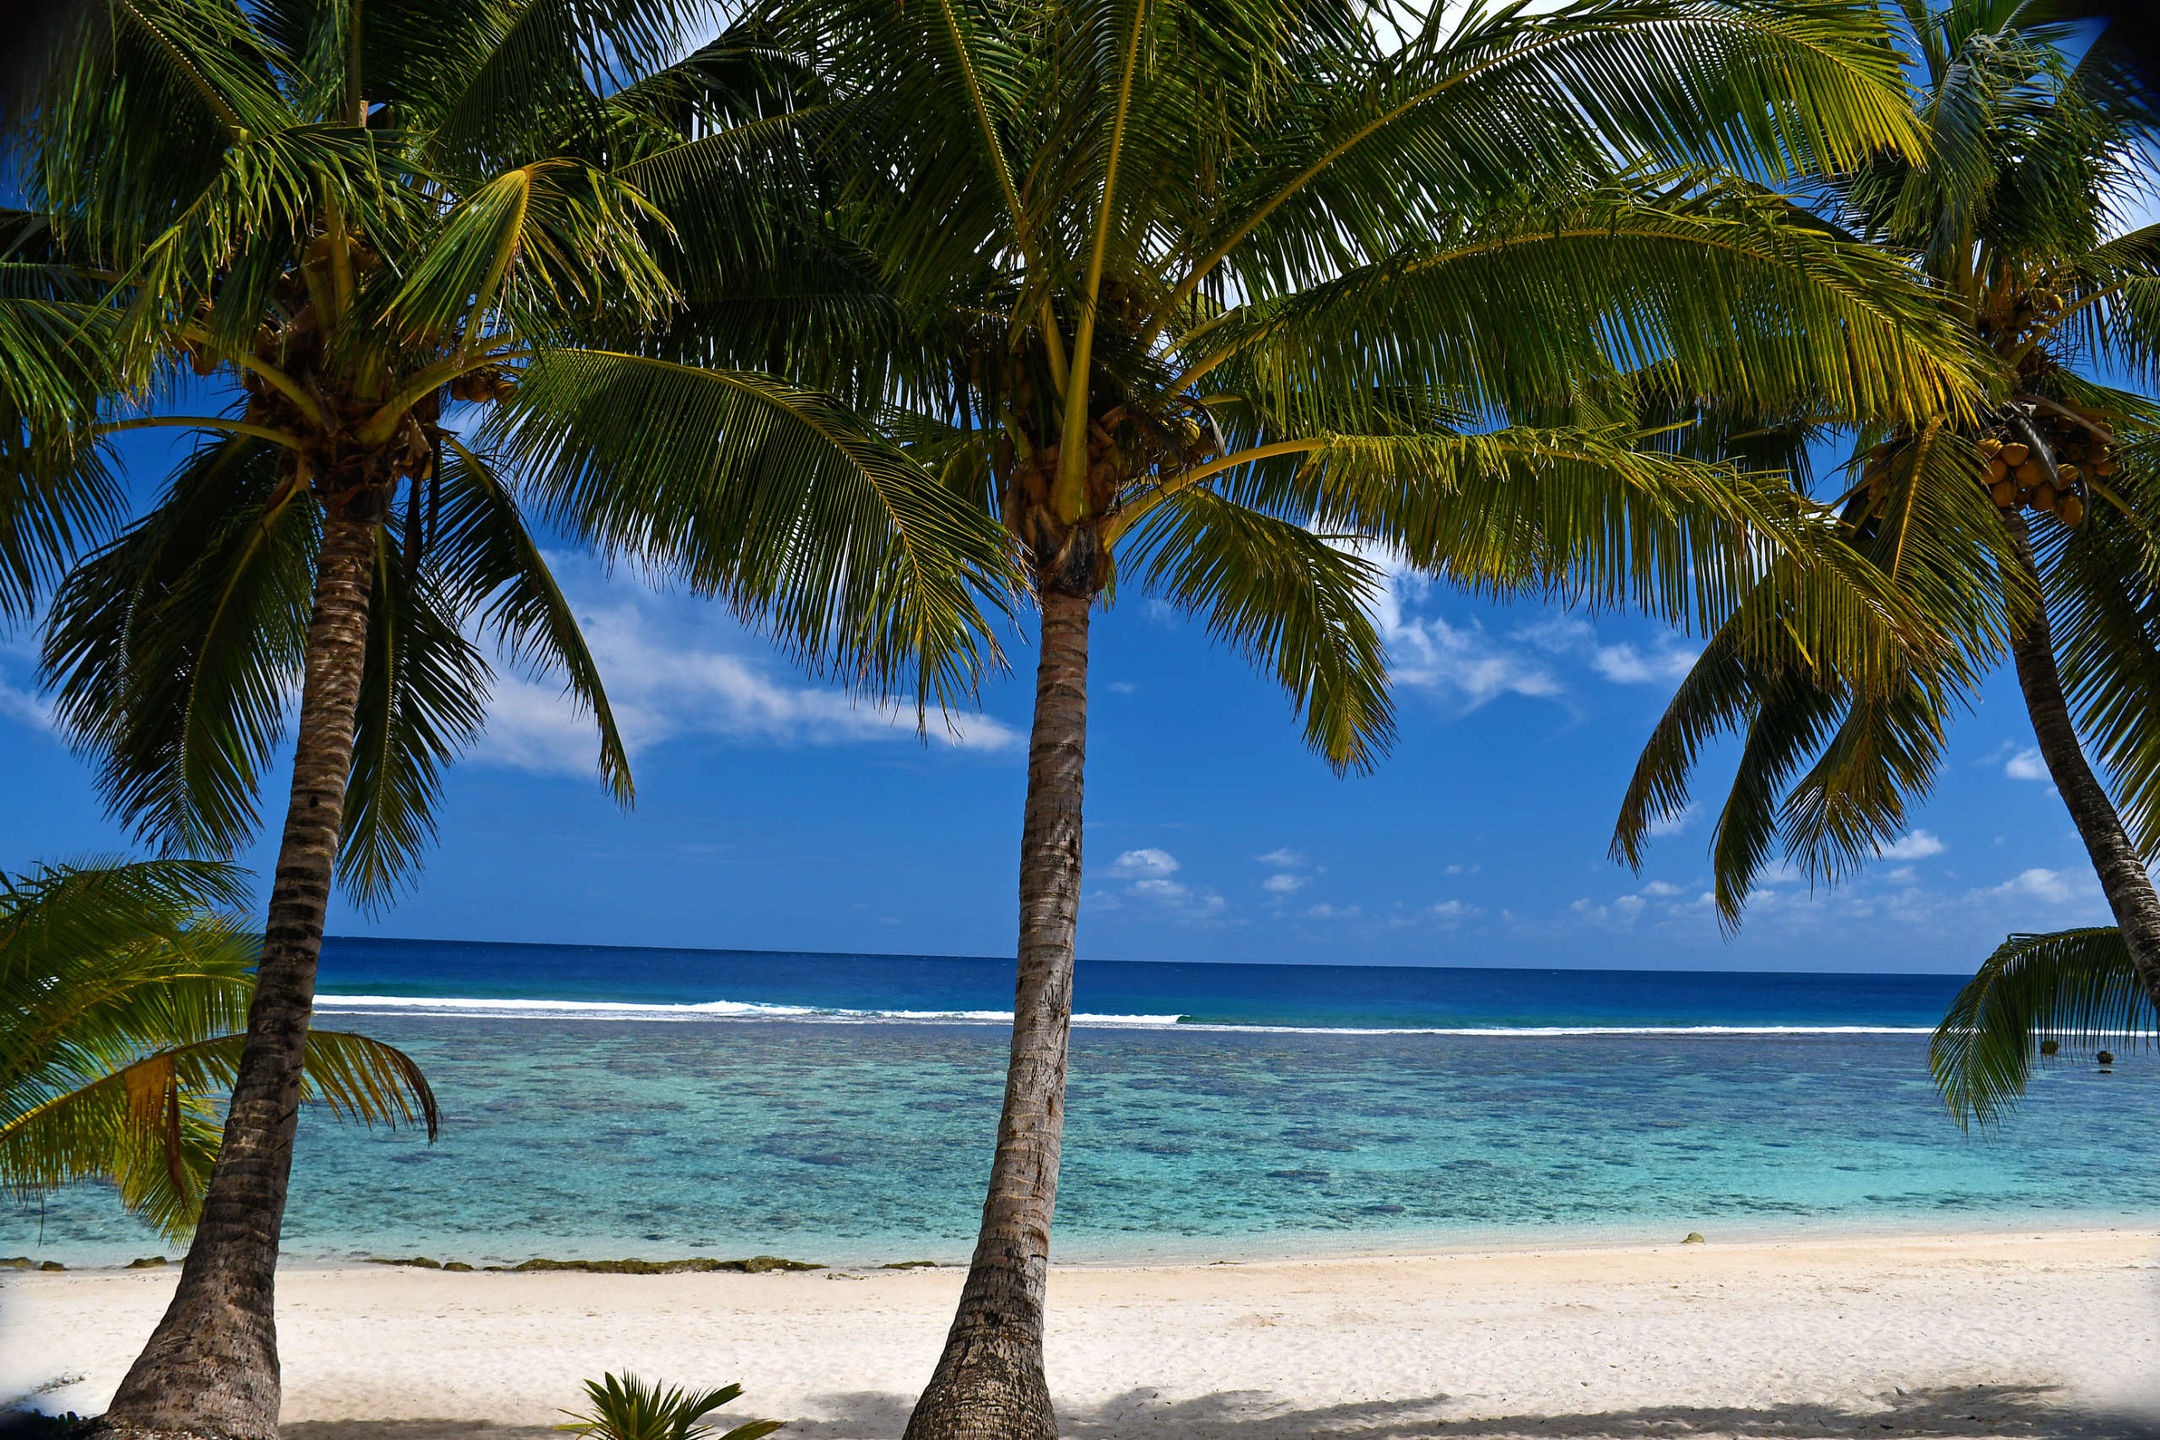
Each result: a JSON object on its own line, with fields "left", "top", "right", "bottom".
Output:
{"left": 12, "top": 938, "right": 2158, "bottom": 1268}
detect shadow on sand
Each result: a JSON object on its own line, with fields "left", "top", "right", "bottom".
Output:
{"left": 282, "top": 1383, "right": 2160, "bottom": 1440}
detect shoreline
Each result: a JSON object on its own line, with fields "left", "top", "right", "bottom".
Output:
{"left": 9, "top": 1224, "right": 2158, "bottom": 1437}
{"left": 16, "top": 1210, "right": 2160, "bottom": 1276}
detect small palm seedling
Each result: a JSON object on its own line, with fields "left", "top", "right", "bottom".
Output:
{"left": 558, "top": 1374, "right": 781, "bottom": 1440}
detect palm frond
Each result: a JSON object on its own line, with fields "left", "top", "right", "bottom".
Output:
{"left": 42, "top": 435, "right": 317, "bottom": 858}
{"left": 1931, "top": 926, "right": 2153, "bottom": 1126}
{"left": 1123, "top": 485, "right": 1392, "bottom": 773}
{"left": 0, "top": 857, "right": 435, "bottom": 1239}
{"left": 498, "top": 348, "right": 1012, "bottom": 712}
{"left": 433, "top": 434, "right": 632, "bottom": 803}
{"left": 339, "top": 524, "right": 492, "bottom": 913}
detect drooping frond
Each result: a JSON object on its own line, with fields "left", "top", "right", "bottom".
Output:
{"left": 1931, "top": 927, "right": 2153, "bottom": 1127}
{"left": 432, "top": 435, "right": 633, "bottom": 804}
{"left": 0, "top": 858, "right": 437, "bottom": 1238}
{"left": 2048, "top": 458, "right": 2160, "bottom": 860}
{"left": 559, "top": 1372, "right": 783, "bottom": 1440}
{"left": 1198, "top": 178, "right": 1976, "bottom": 434}
{"left": 499, "top": 348, "right": 1012, "bottom": 712}
{"left": 1122, "top": 485, "right": 1392, "bottom": 772}
{"left": 338, "top": 526, "right": 493, "bottom": 913}
{"left": 43, "top": 435, "right": 317, "bottom": 859}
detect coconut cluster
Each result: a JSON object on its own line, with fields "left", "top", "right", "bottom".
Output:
{"left": 1977, "top": 415, "right": 2117, "bottom": 528}
{"left": 450, "top": 366, "right": 517, "bottom": 404}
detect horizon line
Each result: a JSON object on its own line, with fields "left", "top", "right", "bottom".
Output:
{"left": 320, "top": 932, "right": 1974, "bottom": 979}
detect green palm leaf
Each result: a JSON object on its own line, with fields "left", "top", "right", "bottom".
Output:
{"left": 498, "top": 348, "right": 1013, "bottom": 712}
{"left": 1931, "top": 927, "right": 2151, "bottom": 1127}
{"left": 43, "top": 435, "right": 317, "bottom": 859}
{"left": 340, "top": 525, "right": 493, "bottom": 913}
{"left": 0, "top": 859, "right": 437, "bottom": 1240}
{"left": 1122, "top": 486, "right": 1393, "bottom": 773}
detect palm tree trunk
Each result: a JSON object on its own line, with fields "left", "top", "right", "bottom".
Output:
{"left": 2002, "top": 510, "right": 2160, "bottom": 1011}
{"left": 102, "top": 513, "right": 378, "bottom": 1440}
{"left": 904, "top": 587, "right": 1090, "bottom": 1440}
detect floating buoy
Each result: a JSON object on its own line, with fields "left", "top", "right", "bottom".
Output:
{"left": 2040, "top": 1039, "right": 2061, "bottom": 1056}
{"left": 2098, "top": 1050, "right": 2116, "bottom": 1067}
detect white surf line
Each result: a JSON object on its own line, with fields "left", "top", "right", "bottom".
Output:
{"left": 310, "top": 995, "right": 1958, "bottom": 1035}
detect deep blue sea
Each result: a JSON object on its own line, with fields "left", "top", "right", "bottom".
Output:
{"left": 13, "top": 939, "right": 2160, "bottom": 1268}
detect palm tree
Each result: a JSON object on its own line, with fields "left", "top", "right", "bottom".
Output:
{"left": 508, "top": 1, "right": 1978, "bottom": 1434}
{"left": 15, "top": 4, "right": 1006, "bottom": 1436}
{"left": 1610, "top": 5, "right": 2160, "bottom": 1020}
{"left": 2, "top": 859, "right": 436, "bottom": 1242}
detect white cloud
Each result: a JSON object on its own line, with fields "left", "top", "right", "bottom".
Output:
{"left": 0, "top": 638, "right": 52, "bottom": 735}
{"left": 0, "top": 676, "right": 51, "bottom": 733}
{"left": 1986, "top": 867, "right": 2091, "bottom": 905}
{"left": 472, "top": 577, "right": 1019, "bottom": 777}
{"left": 1588, "top": 640, "right": 1700, "bottom": 686}
{"left": 1094, "top": 847, "right": 1226, "bottom": 919}
{"left": 1648, "top": 804, "right": 1698, "bottom": 838}
{"left": 1108, "top": 847, "right": 1180, "bottom": 879}
{"left": 2005, "top": 748, "right": 2049, "bottom": 782}
{"left": 1261, "top": 872, "right": 1307, "bottom": 895}
{"left": 1303, "top": 902, "right": 1363, "bottom": 920}
{"left": 1381, "top": 610, "right": 1564, "bottom": 708}
{"left": 1363, "top": 570, "right": 1698, "bottom": 712}
{"left": 1882, "top": 829, "right": 1947, "bottom": 861}
{"left": 1638, "top": 880, "right": 1684, "bottom": 897}
{"left": 1518, "top": 615, "right": 1698, "bottom": 686}
{"left": 1130, "top": 876, "right": 1226, "bottom": 918}
{"left": 1444, "top": 861, "right": 1482, "bottom": 875}
{"left": 1256, "top": 847, "right": 1307, "bottom": 868}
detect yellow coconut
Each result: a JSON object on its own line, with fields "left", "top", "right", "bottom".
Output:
{"left": 1991, "top": 480, "right": 2018, "bottom": 508}
{"left": 2058, "top": 495, "right": 2086, "bottom": 527}
{"left": 2035, "top": 482, "right": 2059, "bottom": 510}
{"left": 2001, "top": 442, "right": 2031, "bottom": 466}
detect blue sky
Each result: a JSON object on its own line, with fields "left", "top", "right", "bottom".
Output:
{"left": 0, "top": 430, "right": 2120, "bottom": 974}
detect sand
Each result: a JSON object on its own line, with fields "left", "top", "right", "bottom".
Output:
{"left": 6, "top": 1228, "right": 2159, "bottom": 1439}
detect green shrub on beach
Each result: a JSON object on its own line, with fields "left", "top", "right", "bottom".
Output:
{"left": 558, "top": 1375, "right": 781, "bottom": 1440}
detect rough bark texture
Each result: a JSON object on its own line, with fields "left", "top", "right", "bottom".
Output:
{"left": 2002, "top": 510, "right": 2160, "bottom": 1010}
{"left": 904, "top": 587, "right": 1091, "bottom": 1440}
{"left": 101, "top": 513, "right": 379, "bottom": 1440}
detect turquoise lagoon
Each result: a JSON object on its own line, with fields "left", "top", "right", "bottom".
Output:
{"left": 12, "top": 939, "right": 2159, "bottom": 1268}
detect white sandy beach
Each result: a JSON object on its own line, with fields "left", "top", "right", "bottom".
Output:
{"left": 6, "top": 1229, "right": 2159, "bottom": 1439}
